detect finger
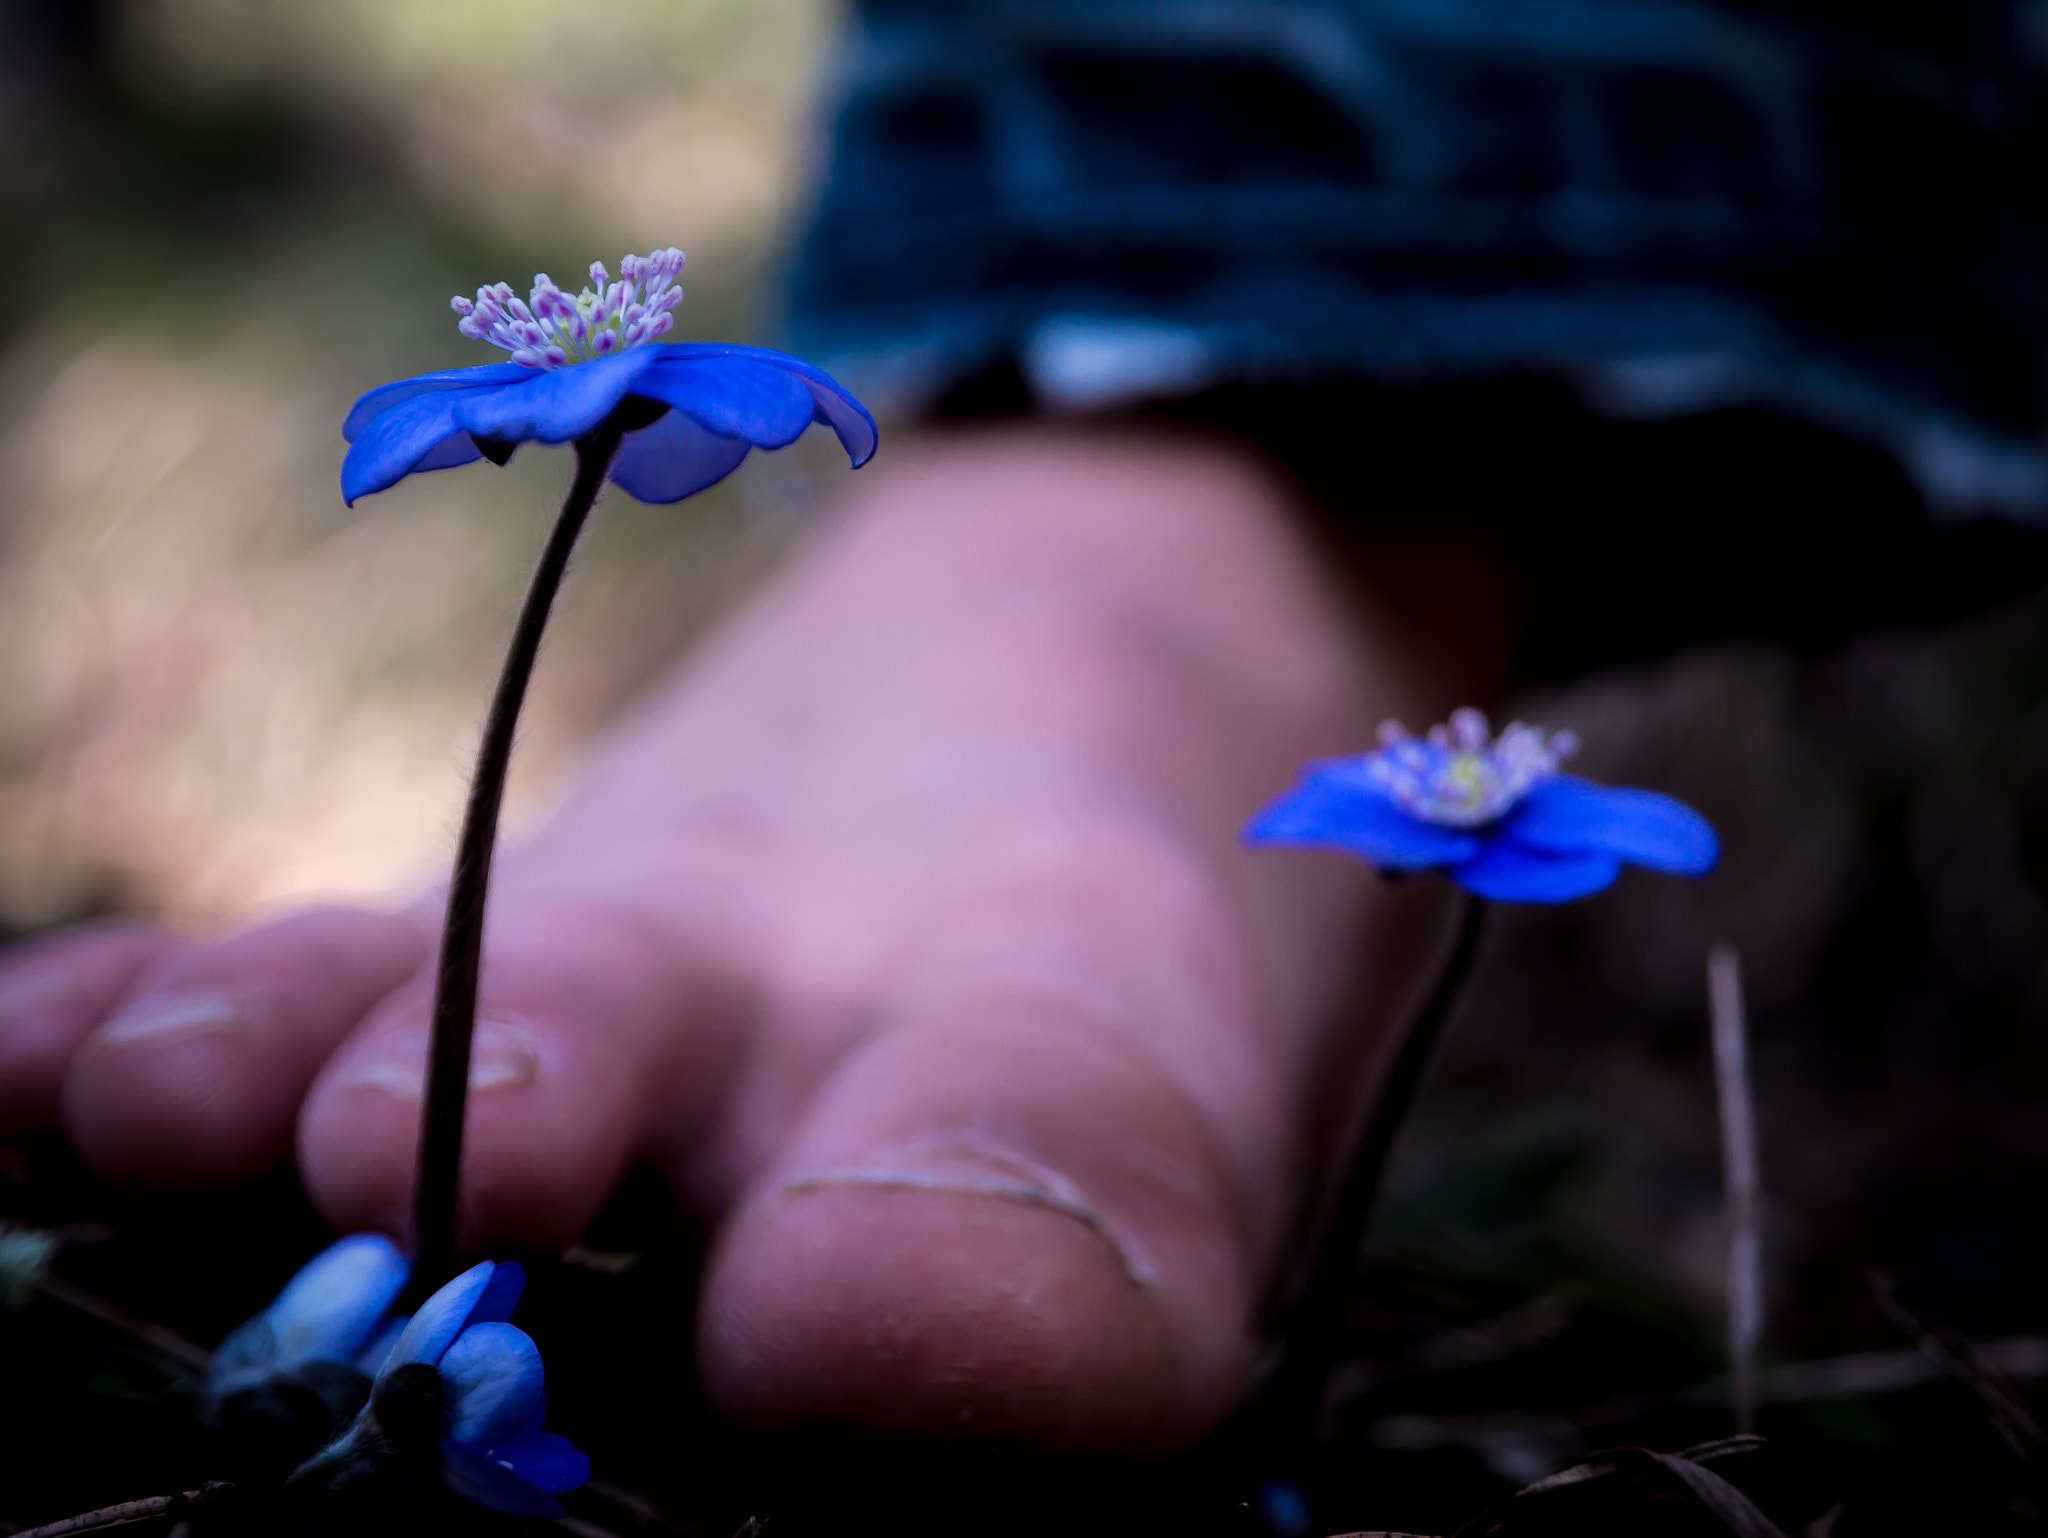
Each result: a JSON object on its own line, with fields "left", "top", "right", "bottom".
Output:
{"left": 697, "top": 995, "right": 1270, "bottom": 1453}
{"left": 0, "top": 922, "right": 176, "bottom": 1136}
{"left": 297, "top": 900, "right": 752, "bottom": 1253}
{"left": 62, "top": 907, "right": 429, "bottom": 1184}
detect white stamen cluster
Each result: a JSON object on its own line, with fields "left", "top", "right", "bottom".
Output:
{"left": 1367, "top": 707, "right": 1579, "bottom": 826}
{"left": 450, "top": 248, "right": 686, "bottom": 369}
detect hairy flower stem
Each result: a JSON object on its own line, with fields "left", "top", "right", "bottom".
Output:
{"left": 411, "top": 418, "right": 630, "bottom": 1296}
{"left": 1265, "top": 892, "right": 1487, "bottom": 1451}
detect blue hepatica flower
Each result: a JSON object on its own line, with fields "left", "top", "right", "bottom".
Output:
{"left": 307, "top": 1258, "right": 589, "bottom": 1518}
{"left": 207, "top": 1233, "right": 411, "bottom": 1406}
{"left": 341, "top": 247, "right": 876, "bottom": 505}
{"left": 1246, "top": 708, "right": 1718, "bottom": 903}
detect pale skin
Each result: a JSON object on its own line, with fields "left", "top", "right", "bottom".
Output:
{"left": 0, "top": 423, "right": 1506, "bottom": 1452}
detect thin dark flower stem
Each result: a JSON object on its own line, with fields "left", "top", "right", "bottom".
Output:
{"left": 412, "top": 422, "right": 626, "bottom": 1295}
{"left": 15, "top": 1484, "right": 233, "bottom": 1538}
{"left": 1709, "top": 942, "right": 1765, "bottom": 1435}
{"left": 1267, "top": 891, "right": 1488, "bottom": 1447}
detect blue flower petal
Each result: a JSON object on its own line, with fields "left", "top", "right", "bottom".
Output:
{"left": 637, "top": 352, "right": 819, "bottom": 449}
{"left": 650, "top": 344, "right": 876, "bottom": 467}
{"left": 1451, "top": 841, "right": 1623, "bottom": 903}
{"left": 484, "top": 1430, "right": 590, "bottom": 1495}
{"left": 607, "top": 409, "right": 752, "bottom": 503}
{"left": 1245, "top": 764, "right": 1481, "bottom": 868}
{"left": 793, "top": 372, "right": 879, "bottom": 469}
{"left": 440, "top": 1441, "right": 566, "bottom": 1519}
{"left": 266, "top": 1234, "right": 410, "bottom": 1367}
{"left": 354, "top": 1314, "right": 407, "bottom": 1376}
{"left": 411, "top": 433, "right": 485, "bottom": 474}
{"left": 450, "top": 349, "right": 661, "bottom": 446}
{"left": 470, "top": 1260, "right": 524, "bottom": 1324}
{"left": 384, "top": 1260, "right": 495, "bottom": 1372}
{"left": 1505, "top": 775, "right": 1720, "bottom": 876}
{"left": 342, "top": 364, "right": 540, "bottom": 443}
{"left": 515, "top": 1392, "right": 546, "bottom": 1436}
{"left": 440, "top": 1322, "right": 545, "bottom": 1453}
{"left": 340, "top": 345, "right": 873, "bottom": 504}
{"left": 342, "top": 391, "right": 470, "bottom": 505}
{"left": 207, "top": 1316, "right": 280, "bottom": 1393}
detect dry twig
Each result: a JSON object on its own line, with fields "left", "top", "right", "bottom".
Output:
{"left": 15, "top": 1484, "right": 232, "bottom": 1538}
{"left": 1710, "top": 942, "right": 1765, "bottom": 1434}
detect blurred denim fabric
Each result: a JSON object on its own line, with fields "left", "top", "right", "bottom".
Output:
{"left": 784, "top": 0, "right": 2048, "bottom": 520}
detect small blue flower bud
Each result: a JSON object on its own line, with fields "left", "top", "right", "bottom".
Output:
{"left": 296, "top": 1259, "right": 590, "bottom": 1519}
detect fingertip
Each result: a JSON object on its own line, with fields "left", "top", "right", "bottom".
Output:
{"left": 699, "top": 1178, "right": 1244, "bottom": 1452}
{"left": 62, "top": 907, "right": 427, "bottom": 1185}
{"left": 300, "top": 904, "right": 744, "bottom": 1253}
{"left": 695, "top": 1008, "right": 1259, "bottom": 1453}
{"left": 0, "top": 922, "right": 176, "bottom": 1136}
{"left": 296, "top": 1017, "right": 425, "bottom": 1242}
{"left": 300, "top": 1005, "right": 638, "bottom": 1252}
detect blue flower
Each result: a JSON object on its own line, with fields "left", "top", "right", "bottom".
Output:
{"left": 1246, "top": 708, "right": 1718, "bottom": 903}
{"left": 306, "top": 1258, "right": 589, "bottom": 1518}
{"left": 207, "top": 1234, "right": 411, "bottom": 1405}
{"left": 341, "top": 248, "right": 876, "bottom": 505}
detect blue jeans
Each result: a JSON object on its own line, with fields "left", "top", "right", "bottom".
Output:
{"left": 780, "top": 0, "right": 2048, "bottom": 533}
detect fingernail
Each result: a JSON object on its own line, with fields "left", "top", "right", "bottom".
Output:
{"left": 339, "top": 1019, "right": 541, "bottom": 1100}
{"left": 779, "top": 1140, "right": 1153, "bottom": 1285}
{"left": 470, "top": 1022, "right": 542, "bottom": 1091}
{"left": 98, "top": 993, "right": 251, "bottom": 1046}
